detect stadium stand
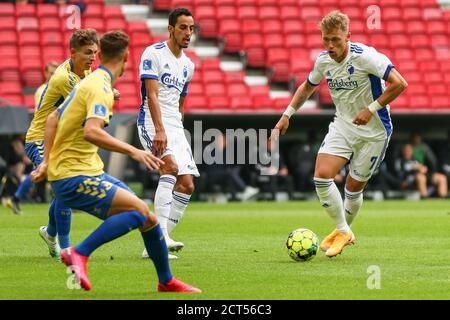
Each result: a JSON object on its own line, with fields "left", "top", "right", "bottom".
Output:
{"left": 0, "top": 0, "right": 449, "bottom": 112}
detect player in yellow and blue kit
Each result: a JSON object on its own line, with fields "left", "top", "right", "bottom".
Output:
{"left": 24, "top": 30, "right": 99, "bottom": 258}
{"left": 6, "top": 62, "right": 59, "bottom": 216}
{"left": 32, "top": 31, "right": 201, "bottom": 293}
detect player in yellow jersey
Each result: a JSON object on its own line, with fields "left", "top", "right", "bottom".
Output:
{"left": 5, "top": 62, "right": 59, "bottom": 216}
{"left": 31, "top": 31, "right": 201, "bottom": 293}
{"left": 24, "top": 29, "right": 99, "bottom": 259}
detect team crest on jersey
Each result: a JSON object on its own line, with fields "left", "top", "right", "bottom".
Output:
{"left": 183, "top": 66, "right": 188, "bottom": 78}
{"left": 164, "top": 63, "right": 170, "bottom": 69}
{"left": 94, "top": 104, "right": 107, "bottom": 117}
{"left": 347, "top": 64, "right": 355, "bottom": 76}
{"left": 143, "top": 59, "right": 152, "bottom": 70}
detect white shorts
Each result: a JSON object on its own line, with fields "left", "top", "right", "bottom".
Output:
{"left": 138, "top": 125, "right": 200, "bottom": 177}
{"left": 318, "top": 122, "right": 390, "bottom": 182}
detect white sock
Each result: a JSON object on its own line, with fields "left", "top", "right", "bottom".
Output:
{"left": 344, "top": 188, "right": 363, "bottom": 225}
{"left": 314, "top": 177, "right": 350, "bottom": 233}
{"left": 154, "top": 174, "right": 176, "bottom": 241}
{"left": 167, "top": 191, "right": 191, "bottom": 234}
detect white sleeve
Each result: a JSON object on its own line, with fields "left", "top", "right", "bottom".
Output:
{"left": 307, "top": 56, "right": 325, "bottom": 86}
{"left": 362, "top": 47, "right": 394, "bottom": 81}
{"left": 139, "top": 47, "right": 160, "bottom": 81}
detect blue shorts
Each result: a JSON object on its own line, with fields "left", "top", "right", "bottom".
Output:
{"left": 51, "top": 173, "right": 134, "bottom": 220}
{"left": 25, "top": 141, "right": 44, "bottom": 168}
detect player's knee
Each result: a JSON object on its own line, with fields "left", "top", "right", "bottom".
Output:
{"left": 160, "top": 163, "right": 179, "bottom": 176}
{"left": 177, "top": 181, "right": 195, "bottom": 194}
{"left": 140, "top": 212, "right": 158, "bottom": 231}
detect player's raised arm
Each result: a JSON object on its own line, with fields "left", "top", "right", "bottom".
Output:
{"left": 272, "top": 80, "right": 317, "bottom": 138}
{"left": 353, "top": 69, "right": 408, "bottom": 126}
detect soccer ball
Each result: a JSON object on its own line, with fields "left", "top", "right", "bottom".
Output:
{"left": 286, "top": 228, "right": 319, "bottom": 261}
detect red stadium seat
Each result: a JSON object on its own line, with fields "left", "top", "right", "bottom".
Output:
{"left": 405, "top": 21, "right": 426, "bottom": 34}
{"left": 83, "top": 18, "right": 105, "bottom": 33}
{"left": 106, "top": 18, "right": 127, "bottom": 31}
{"left": 238, "top": 6, "right": 258, "bottom": 20}
{"left": 127, "top": 21, "right": 150, "bottom": 34}
{"left": 41, "top": 32, "right": 63, "bottom": 46}
{"left": 384, "top": 7, "right": 402, "bottom": 21}
{"left": 0, "top": 82, "right": 21, "bottom": 95}
{"left": 241, "top": 20, "right": 262, "bottom": 34}
{"left": 0, "top": 94, "right": 23, "bottom": 106}
{"left": 431, "top": 96, "right": 450, "bottom": 109}
{"left": 15, "top": 4, "right": 36, "bottom": 17}
{"left": 152, "top": 0, "right": 172, "bottom": 11}
{"left": 230, "top": 96, "right": 253, "bottom": 110}
{"left": 224, "top": 71, "right": 245, "bottom": 83}
{"left": 409, "top": 95, "right": 430, "bottom": 109}
{"left": 351, "top": 33, "right": 369, "bottom": 44}
{"left": 205, "top": 83, "right": 227, "bottom": 96}
{"left": 280, "top": 6, "right": 301, "bottom": 21}
{"left": 227, "top": 83, "right": 249, "bottom": 96}
{"left": 0, "top": 3, "right": 14, "bottom": 17}
{"left": 394, "top": 49, "right": 414, "bottom": 61}
{"left": 103, "top": 6, "right": 123, "bottom": 19}
{"left": 430, "top": 35, "right": 448, "bottom": 47}
{"left": 202, "top": 70, "right": 224, "bottom": 83}
{"left": 262, "top": 19, "right": 282, "bottom": 34}
{"left": 263, "top": 34, "right": 285, "bottom": 49}
{"left": 252, "top": 95, "right": 273, "bottom": 109}
{"left": 39, "top": 17, "right": 61, "bottom": 32}
{"left": 207, "top": 96, "right": 230, "bottom": 110}
{"left": 202, "top": 59, "right": 221, "bottom": 70}
{"left": 389, "top": 35, "right": 410, "bottom": 49}
{"left": 184, "top": 96, "right": 208, "bottom": 111}
{"left": 186, "top": 83, "right": 203, "bottom": 96}
{"left": 248, "top": 85, "right": 270, "bottom": 97}
{"left": 0, "top": 45, "right": 18, "bottom": 58}
{"left": 36, "top": 4, "right": 59, "bottom": 18}
{"left": 389, "top": 94, "right": 409, "bottom": 109}
{"left": 285, "top": 34, "right": 306, "bottom": 49}
{"left": 402, "top": 7, "right": 422, "bottom": 20}
{"left": 16, "top": 17, "right": 39, "bottom": 31}
{"left": 24, "top": 94, "right": 35, "bottom": 110}
{"left": 217, "top": 6, "right": 237, "bottom": 20}
{"left": 428, "top": 84, "right": 448, "bottom": 96}
{"left": 300, "top": 6, "right": 322, "bottom": 22}
{"left": 426, "top": 21, "right": 446, "bottom": 34}
{"left": 84, "top": 3, "right": 103, "bottom": 19}
{"left": 42, "top": 46, "right": 65, "bottom": 64}
{"left": 386, "top": 21, "right": 406, "bottom": 34}
{"left": 0, "top": 16, "right": 15, "bottom": 31}
{"left": 258, "top": 6, "right": 279, "bottom": 20}
{"left": 19, "top": 31, "right": 40, "bottom": 46}
{"left": 283, "top": 20, "right": 304, "bottom": 35}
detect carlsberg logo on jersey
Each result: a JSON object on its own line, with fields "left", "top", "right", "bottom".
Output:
{"left": 327, "top": 78, "right": 359, "bottom": 91}
{"left": 161, "top": 73, "right": 185, "bottom": 92}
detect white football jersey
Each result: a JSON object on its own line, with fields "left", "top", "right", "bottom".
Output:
{"left": 308, "top": 42, "right": 394, "bottom": 140}
{"left": 138, "top": 41, "right": 194, "bottom": 129}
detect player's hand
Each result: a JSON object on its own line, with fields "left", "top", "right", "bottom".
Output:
{"left": 30, "top": 162, "right": 48, "bottom": 183}
{"left": 273, "top": 115, "right": 290, "bottom": 137}
{"left": 113, "top": 88, "right": 121, "bottom": 101}
{"left": 353, "top": 108, "right": 373, "bottom": 126}
{"left": 131, "top": 149, "right": 165, "bottom": 170}
{"left": 153, "top": 130, "right": 167, "bottom": 157}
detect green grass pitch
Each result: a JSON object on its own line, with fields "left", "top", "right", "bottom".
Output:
{"left": 0, "top": 200, "right": 449, "bottom": 300}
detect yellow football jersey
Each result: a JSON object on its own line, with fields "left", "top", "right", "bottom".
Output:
{"left": 47, "top": 66, "right": 114, "bottom": 181}
{"left": 34, "top": 83, "right": 47, "bottom": 111}
{"left": 26, "top": 59, "right": 90, "bottom": 143}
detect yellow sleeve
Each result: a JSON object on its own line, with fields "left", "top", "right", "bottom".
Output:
{"left": 85, "top": 88, "right": 113, "bottom": 126}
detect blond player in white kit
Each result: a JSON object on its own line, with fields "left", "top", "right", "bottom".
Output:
{"left": 272, "top": 11, "right": 408, "bottom": 257}
{"left": 137, "top": 8, "right": 198, "bottom": 259}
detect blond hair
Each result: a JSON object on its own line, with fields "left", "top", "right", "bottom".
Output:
{"left": 320, "top": 11, "right": 349, "bottom": 33}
